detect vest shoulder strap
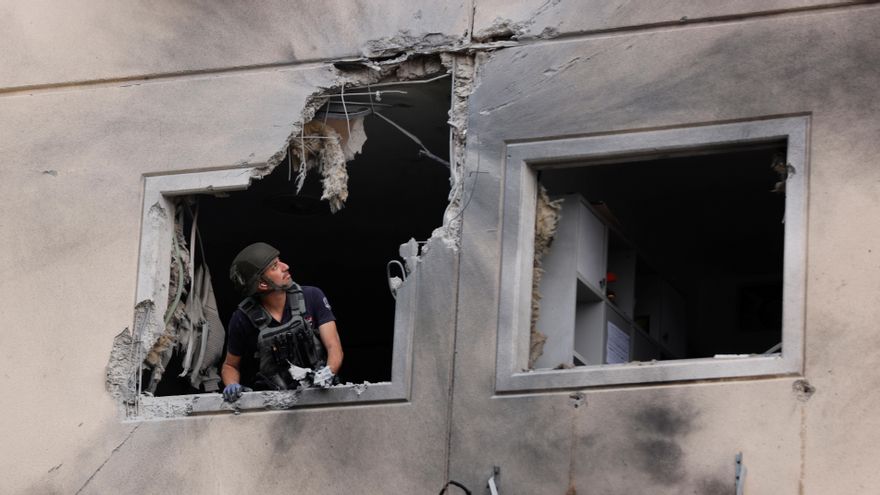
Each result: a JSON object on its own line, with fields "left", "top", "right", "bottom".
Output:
{"left": 238, "top": 283, "right": 310, "bottom": 331}
{"left": 286, "top": 283, "right": 308, "bottom": 317}
{"left": 238, "top": 296, "right": 271, "bottom": 331}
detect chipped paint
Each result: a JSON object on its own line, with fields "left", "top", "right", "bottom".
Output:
{"left": 793, "top": 379, "right": 816, "bottom": 401}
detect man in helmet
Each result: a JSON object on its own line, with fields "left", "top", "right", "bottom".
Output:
{"left": 221, "top": 242, "right": 343, "bottom": 402}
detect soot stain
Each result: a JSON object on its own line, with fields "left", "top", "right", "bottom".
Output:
{"left": 698, "top": 476, "right": 733, "bottom": 494}
{"left": 270, "top": 412, "right": 305, "bottom": 454}
{"left": 635, "top": 439, "right": 686, "bottom": 484}
{"left": 635, "top": 405, "right": 695, "bottom": 437}
{"left": 630, "top": 403, "right": 698, "bottom": 486}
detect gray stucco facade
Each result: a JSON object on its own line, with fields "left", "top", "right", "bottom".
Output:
{"left": 2, "top": 1, "right": 880, "bottom": 493}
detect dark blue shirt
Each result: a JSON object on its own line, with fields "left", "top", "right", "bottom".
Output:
{"left": 227, "top": 285, "right": 335, "bottom": 386}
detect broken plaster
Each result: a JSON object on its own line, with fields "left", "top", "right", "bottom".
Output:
{"left": 361, "top": 31, "right": 463, "bottom": 59}
{"left": 255, "top": 52, "right": 471, "bottom": 250}
{"left": 426, "top": 52, "right": 481, "bottom": 252}
{"left": 473, "top": 0, "right": 564, "bottom": 42}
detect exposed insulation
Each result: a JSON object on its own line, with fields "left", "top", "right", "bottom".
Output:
{"left": 288, "top": 120, "right": 349, "bottom": 213}
{"left": 529, "top": 185, "right": 563, "bottom": 368}
{"left": 325, "top": 117, "right": 368, "bottom": 161}
{"left": 144, "top": 207, "right": 192, "bottom": 393}
{"left": 260, "top": 54, "right": 449, "bottom": 217}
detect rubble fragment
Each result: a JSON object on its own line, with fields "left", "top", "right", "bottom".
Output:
{"left": 106, "top": 328, "right": 138, "bottom": 405}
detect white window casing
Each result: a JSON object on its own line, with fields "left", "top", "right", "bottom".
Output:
{"left": 496, "top": 117, "right": 809, "bottom": 392}
{"left": 134, "top": 167, "right": 415, "bottom": 416}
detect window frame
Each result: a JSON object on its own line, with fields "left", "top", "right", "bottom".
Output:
{"left": 496, "top": 117, "right": 809, "bottom": 392}
{"left": 133, "top": 167, "right": 415, "bottom": 417}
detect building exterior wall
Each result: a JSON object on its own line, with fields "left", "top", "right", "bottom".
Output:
{"left": 1, "top": 1, "right": 879, "bottom": 493}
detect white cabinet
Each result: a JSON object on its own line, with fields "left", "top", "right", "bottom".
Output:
{"left": 535, "top": 194, "right": 684, "bottom": 369}
{"left": 535, "top": 196, "right": 604, "bottom": 368}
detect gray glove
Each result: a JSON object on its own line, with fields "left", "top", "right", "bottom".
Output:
{"left": 222, "top": 383, "right": 252, "bottom": 402}
{"left": 313, "top": 366, "right": 335, "bottom": 389}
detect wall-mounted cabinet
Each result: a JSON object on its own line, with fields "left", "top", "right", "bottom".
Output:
{"left": 534, "top": 194, "right": 685, "bottom": 369}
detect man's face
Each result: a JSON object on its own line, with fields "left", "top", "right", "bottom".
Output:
{"left": 260, "top": 257, "right": 292, "bottom": 290}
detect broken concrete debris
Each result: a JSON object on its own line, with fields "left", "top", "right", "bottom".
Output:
{"left": 429, "top": 53, "right": 479, "bottom": 250}
{"left": 529, "top": 185, "right": 563, "bottom": 368}
{"left": 106, "top": 328, "right": 138, "bottom": 406}
{"left": 360, "top": 31, "right": 462, "bottom": 59}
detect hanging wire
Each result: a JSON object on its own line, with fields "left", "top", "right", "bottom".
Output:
{"left": 340, "top": 84, "right": 352, "bottom": 140}
{"left": 446, "top": 153, "right": 482, "bottom": 226}
{"left": 163, "top": 208, "right": 186, "bottom": 329}
{"left": 373, "top": 111, "right": 450, "bottom": 168}
{"left": 295, "top": 124, "right": 307, "bottom": 192}
{"left": 322, "top": 89, "right": 408, "bottom": 97}
{"left": 365, "top": 73, "right": 450, "bottom": 88}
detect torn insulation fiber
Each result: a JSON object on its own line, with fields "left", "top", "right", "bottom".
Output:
{"left": 529, "top": 186, "right": 563, "bottom": 368}
{"left": 288, "top": 120, "right": 350, "bottom": 213}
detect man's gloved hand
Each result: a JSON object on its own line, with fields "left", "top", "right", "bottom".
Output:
{"left": 313, "top": 366, "right": 335, "bottom": 389}
{"left": 223, "top": 383, "right": 251, "bottom": 402}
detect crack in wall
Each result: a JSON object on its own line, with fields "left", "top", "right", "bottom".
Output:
{"left": 74, "top": 424, "right": 141, "bottom": 495}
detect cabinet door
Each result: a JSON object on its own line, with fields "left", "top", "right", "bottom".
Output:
{"left": 575, "top": 197, "right": 607, "bottom": 292}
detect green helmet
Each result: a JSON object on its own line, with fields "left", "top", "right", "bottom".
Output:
{"left": 229, "top": 242, "right": 280, "bottom": 296}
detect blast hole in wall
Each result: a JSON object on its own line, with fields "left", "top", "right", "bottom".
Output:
{"left": 150, "top": 78, "right": 452, "bottom": 395}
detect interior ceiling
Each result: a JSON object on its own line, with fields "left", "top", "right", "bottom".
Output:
{"left": 189, "top": 77, "right": 452, "bottom": 386}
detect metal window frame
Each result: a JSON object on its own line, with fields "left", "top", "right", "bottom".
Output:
{"left": 132, "top": 167, "right": 414, "bottom": 418}
{"left": 496, "top": 117, "right": 809, "bottom": 392}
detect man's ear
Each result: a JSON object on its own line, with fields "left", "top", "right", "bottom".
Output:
{"left": 257, "top": 280, "right": 269, "bottom": 291}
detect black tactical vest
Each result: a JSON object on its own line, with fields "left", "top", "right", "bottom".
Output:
{"left": 237, "top": 283, "right": 327, "bottom": 390}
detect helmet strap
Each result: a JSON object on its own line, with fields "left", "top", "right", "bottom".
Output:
{"left": 260, "top": 276, "right": 292, "bottom": 293}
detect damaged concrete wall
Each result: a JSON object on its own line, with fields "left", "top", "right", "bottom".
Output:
{"left": 0, "top": 3, "right": 465, "bottom": 492}
{"left": 3, "top": 1, "right": 880, "bottom": 494}
{"left": 0, "top": 0, "right": 470, "bottom": 90}
{"left": 472, "top": 0, "right": 873, "bottom": 41}
{"left": 450, "top": 3, "right": 880, "bottom": 494}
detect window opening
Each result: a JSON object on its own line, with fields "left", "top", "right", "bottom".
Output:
{"left": 531, "top": 144, "right": 786, "bottom": 369}
{"left": 143, "top": 77, "right": 453, "bottom": 397}
{"left": 495, "top": 117, "right": 808, "bottom": 391}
